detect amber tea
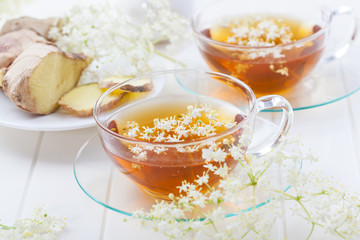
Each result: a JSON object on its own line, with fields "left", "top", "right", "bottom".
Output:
{"left": 198, "top": 15, "right": 325, "bottom": 95}
{"left": 103, "top": 96, "right": 247, "bottom": 199}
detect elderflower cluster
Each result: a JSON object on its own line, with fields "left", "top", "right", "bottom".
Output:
{"left": 142, "top": 0, "right": 189, "bottom": 50}
{"left": 48, "top": 0, "right": 189, "bottom": 85}
{"left": 125, "top": 105, "right": 237, "bottom": 143}
{"left": 0, "top": 206, "right": 66, "bottom": 240}
{"left": 226, "top": 16, "right": 294, "bottom": 47}
{"left": 130, "top": 136, "right": 360, "bottom": 240}
{"left": 216, "top": 16, "right": 310, "bottom": 61}
{"left": 122, "top": 105, "right": 250, "bottom": 163}
{"left": 287, "top": 171, "right": 360, "bottom": 238}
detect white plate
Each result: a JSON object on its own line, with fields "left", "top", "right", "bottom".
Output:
{"left": 0, "top": 56, "right": 165, "bottom": 131}
{"left": 0, "top": 91, "right": 96, "bottom": 131}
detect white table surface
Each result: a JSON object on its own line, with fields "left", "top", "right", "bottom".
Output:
{"left": 1, "top": 0, "right": 360, "bottom": 239}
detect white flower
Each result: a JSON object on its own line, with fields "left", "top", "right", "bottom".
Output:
{"left": 209, "top": 206, "right": 226, "bottom": 220}
{"left": 154, "top": 147, "right": 167, "bottom": 154}
{"left": 135, "top": 151, "right": 147, "bottom": 161}
{"left": 157, "top": 119, "right": 173, "bottom": 132}
{"left": 209, "top": 190, "right": 223, "bottom": 203}
{"left": 49, "top": 0, "right": 189, "bottom": 84}
{"left": 0, "top": 206, "right": 66, "bottom": 240}
{"left": 195, "top": 173, "right": 209, "bottom": 186}
{"left": 174, "top": 125, "right": 188, "bottom": 139}
{"left": 239, "top": 130, "right": 252, "bottom": 147}
{"left": 144, "top": 145, "right": 154, "bottom": 151}
{"left": 184, "top": 146, "right": 200, "bottom": 153}
{"left": 140, "top": 134, "right": 150, "bottom": 141}
{"left": 177, "top": 181, "right": 196, "bottom": 194}
{"left": 190, "top": 108, "right": 202, "bottom": 119}
{"left": 230, "top": 144, "right": 244, "bottom": 161}
{"left": 304, "top": 149, "right": 319, "bottom": 163}
{"left": 166, "top": 136, "right": 181, "bottom": 142}
{"left": 213, "top": 148, "right": 227, "bottom": 163}
{"left": 202, "top": 148, "right": 215, "bottom": 162}
{"left": 195, "top": 126, "right": 207, "bottom": 136}
{"left": 204, "top": 163, "right": 217, "bottom": 172}
{"left": 127, "top": 128, "right": 138, "bottom": 138}
{"left": 214, "top": 163, "right": 229, "bottom": 178}
{"left": 192, "top": 198, "right": 207, "bottom": 208}
{"left": 154, "top": 132, "right": 166, "bottom": 142}
{"left": 130, "top": 145, "right": 143, "bottom": 154}
{"left": 182, "top": 116, "right": 192, "bottom": 125}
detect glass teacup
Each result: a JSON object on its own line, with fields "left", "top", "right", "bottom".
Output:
{"left": 94, "top": 70, "right": 293, "bottom": 199}
{"left": 192, "top": 0, "right": 357, "bottom": 96}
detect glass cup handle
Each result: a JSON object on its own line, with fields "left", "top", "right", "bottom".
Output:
{"left": 247, "top": 95, "right": 294, "bottom": 157}
{"left": 323, "top": 6, "right": 358, "bottom": 62}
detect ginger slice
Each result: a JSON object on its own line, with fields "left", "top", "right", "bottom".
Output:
{"left": 58, "top": 82, "right": 124, "bottom": 117}
{"left": 2, "top": 42, "right": 89, "bottom": 114}
{"left": 99, "top": 76, "right": 153, "bottom": 92}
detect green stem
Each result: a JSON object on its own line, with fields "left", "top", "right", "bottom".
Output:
{"left": 208, "top": 219, "right": 218, "bottom": 233}
{"left": 334, "top": 229, "right": 346, "bottom": 239}
{"left": 275, "top": 190, "right": 317, "bottom": 239}
{"left": 204, "top": 182, "right": 213, "bottom": 192}
{"left": 0, "top": 223, "right": 16, "bottom": 230}
{"left": 252, "top": 185, "right": 256, "bottom": 211}
{"left": 238, "top": 183, "right": 253, "bottom": 192}
{"left": 306, "top": 222, "right": 315, "bottom": 240}
{"left": 297, "top": 200, "right": 311, "bottom": 220}
{"left": 250, "top": 225, "right": 259, "bottom": 235}
{"left": 241, "top": 230, "right": 250, "bottom": 239}
{"left": 274, "top": 189, "right": 297, "bottom": 200}
{"left": 238, "top": 158, "right": 245, "bottom": 168}
{"left": 255, "top": 162, "right": 272, "bottom": 179}
{"left": 154, "top": 50, "right": 186, "bottom": 68}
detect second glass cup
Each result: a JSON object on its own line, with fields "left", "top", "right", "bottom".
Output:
{"left": 94, "top": 69, "right": 293, "bottom": 199}
{"left": 192, "top": 0, "right": 357, "bottom": 96}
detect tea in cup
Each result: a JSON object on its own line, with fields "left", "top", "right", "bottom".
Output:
{"left": 192, "top": 0, "right": 357, "bottom": 95}
{"left": 94, "top": 70, "right": 293, "bottom": 199}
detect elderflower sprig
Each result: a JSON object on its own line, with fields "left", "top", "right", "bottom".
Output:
{"left": 48, "top": 0, "right": 190, "bottom": 85}
{"left": 128, "top": 136, "right": 360, "bottom": 240}
{"left": 112, "top": 105, "right": 360, "bottom": 239}
{"left": 0, "top": 206, "right": 66, "bottom": 240}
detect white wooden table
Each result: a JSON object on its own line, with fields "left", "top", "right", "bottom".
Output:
{"left": 1, "top": 0, "right": 360, "bottom": 239}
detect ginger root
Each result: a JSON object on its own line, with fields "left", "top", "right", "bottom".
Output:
{"left": 58, "top": 83, "right": 124, "bottom": 117}
{"left": 2, "top": 42, "right": 90, "bottom": 114}
{"left": 0, "top": 29, "right": 48, "bottom": 71}
{"left": 0, "top": 16, "right": 56, "bottom": 39}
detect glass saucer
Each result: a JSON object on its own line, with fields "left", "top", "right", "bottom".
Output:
{"left": 74, "top": 117, "right": 302, "bottom": 218}
{"left": 173, "top": 43, "right": 360, "bottom": 112}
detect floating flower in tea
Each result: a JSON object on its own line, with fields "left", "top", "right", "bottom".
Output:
{"left": 197, "top": 15, "right": 325, "bottom": 94}
{"left": 105, "top": 103, "right": 250, "bottom": 199}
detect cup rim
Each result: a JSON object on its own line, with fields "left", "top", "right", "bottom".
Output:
{"left": 93, "top": 69, "right": 257, "bottom": 147}
{"left": 191, "top": 0, "right": 332, "bottom": 50}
